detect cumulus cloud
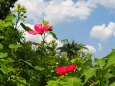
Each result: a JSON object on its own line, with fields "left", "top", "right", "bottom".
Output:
{"left": 15, "top": 0, "right": 93, "bottom": 24}
{"left": 90, "top": 22, "right": 115, "bottom": 42}
{"left": 88, "top": 0, "right": 115, "bottom": 9}
{"left": 83, "top": 45, "right": 96, "bottom": 54}
{"left": 14, "top": 0, "right": 115, "bottom": 25}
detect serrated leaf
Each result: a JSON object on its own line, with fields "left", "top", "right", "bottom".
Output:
{"left": 104, "top": 49, "right": 115, "bottom": 68}
{"left": 94, "top": 58, "right": 105, "bottom": 67}
{"left": 83, "top": 68, "right": 97, "bottom": 82}
{"left": 9, "top": 44, "right": 22, "bottom": 49}
{"left": 20, "top": 23, "right": 32, "bottom": 31}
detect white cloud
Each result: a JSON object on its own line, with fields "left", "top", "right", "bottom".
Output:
{"left": 15, "top": 0, "right": 93, "bottom": 24}
{"left": 83, "top": 45, "right": 96, "bottom": 54}
{"left": 14, "top": 0, "right": 115, "bottom": 25}
{"left": 88, "top": 0, "right": 115, "bottom": 9}
{"left": 114, "top": 32, "right": 115, "bottom": 37}
{"left": 90, "top": 22, "right": 115, "bottom": 42}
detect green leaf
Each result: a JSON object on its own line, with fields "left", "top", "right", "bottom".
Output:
{"left": 0, "top": 20, "right": 5, "bottom": 28}
{"left": 4, "top": 22, "right": 12, "bottom": 27}
{"left": 94, "top": 58, "right": 105, "bottom": 67}
{"left": 9, "top": 44, "right": 22, "bottom": 49}
{"left": 104, "top": 49, "right": 115, "bottom": 68}
{"left": 47, "top": 80, "right": 59, "bottom": 86}
{"left": 0, "top": 53, "right": 8, "bottom": 58}
{"left": 0, "top": 43, "right": 3, "bottom": 50}
{"left": 34, "top": 66, "right": 44, "bottom": 71}
{"left": 20, "top": 23, "right": 32, "bottom": 31}
{"left": 71, "top": 58, "right": 84, "bottom": 64}
{"left": 104, "top": 73, "right": 114, "bottom": 80}
{"left": 50, "top": 31, "right": 58, "bottom": 39}
{"left": 64, "top": 77, "right": 82, "bottom": 86}
{"left": 17, "top": 78, "right": 27, "bottom": 86}
{"left": 0, "top": 65, "right": 15, "bottom": 74}
{"left": 83, "top": 68, "right": 97, "bottom": 82}
{"left": 110, "top": 82, "right": 115, "bottom": 86}
{"left": 5, "top": 14, "right": 16, "bottom": 21}
{"left": 0, "top": 36, "right": 4, "bottom": 39}
{"left": 24, "top": 61, "right": 33, "bottom": 67}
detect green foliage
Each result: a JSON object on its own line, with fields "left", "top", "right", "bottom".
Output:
{"left": 104, "top": 49, "right": 115, "bottom": 68}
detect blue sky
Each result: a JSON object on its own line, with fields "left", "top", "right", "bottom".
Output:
{"left": 54, "top": 5, "right": 115, "bottom": 57}
{"left": 16, "top": 0, "right": 115, "bottom": 58}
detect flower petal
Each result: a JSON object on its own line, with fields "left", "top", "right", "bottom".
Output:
{"left": 34, "top": 24, "right": 42, "bottom": 31}
{"left": 27, "top": 30, "right": 38, "bottom": 35}
{"left": 34, "top": 24, "right": 44, "bottom": 34}
{"left": 43, "top": 26, "right": 52, "bottom": 31}
{"left": 55, "top": 66, "right": 67, "bottom": 75}
{"left": 67, "top": 64, "right": 77, "bottom": 73}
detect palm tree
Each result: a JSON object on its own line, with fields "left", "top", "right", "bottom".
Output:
{"left": 57, "top": 39, "right": 87, "bottom": 58}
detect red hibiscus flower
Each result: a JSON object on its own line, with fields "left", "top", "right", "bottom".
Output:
{"left": 66, "top": 64, "right": 77, "bottom": 73}
{"left": 55, "top": 64, "right": 77, "bottom": 76}
{"left": 27, "top": 24, "right": 52, "bottom": 35}
{"left": 55, "top": 66, "right": 68, "bottom": 75}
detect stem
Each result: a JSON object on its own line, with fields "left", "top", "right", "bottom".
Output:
{"left": 44, "top": 34, "right": 49, "bottom": 39}
{"left": 41, "top": 33, "right": 46, "bottom": 43}
{"left": 15, "top": 9, "right": 20, "bottom": 29}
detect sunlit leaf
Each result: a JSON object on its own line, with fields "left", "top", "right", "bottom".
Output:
{"left": 83, "top": 68, "right": 97, "bottom": 82}
{"left": 104, "top": 49, "right": 115, "bottom": 68}
{"left": 0, "top": 36, "right": 4, "bottom": 39}
{"left": 64, "top": 77, "right": 82, "bottom": 86}
{"left": 94, "top": 58, "right": 105, "bottom": 67}
{"left": 110, "top": 82, "right": 115, "bottom": 86}
{"left": 5, "top": 14, "right": 16, "bottom": 21}
{"left": 0, "top": 53, "right": 8, "bottom": 58}
{"left": 24, "top": 61, "right": 33, "bottom": 67}
{"left": 34, "top": 66, "right": 44, "bottom": 71}
{"left": 0, "top": 43, "right": 3, "bottom": 50}
{"left": 9, "top": 44, "right": 22, "bottom": 49}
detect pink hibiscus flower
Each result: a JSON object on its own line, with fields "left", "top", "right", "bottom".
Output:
{"left": 27, "top": 24, "right": 52, "bottom": 35}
